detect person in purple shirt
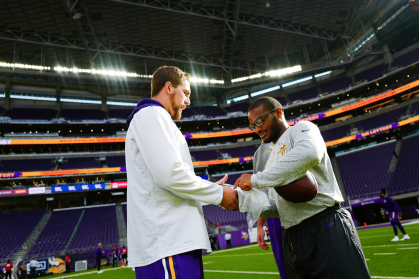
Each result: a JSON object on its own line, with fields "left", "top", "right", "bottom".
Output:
{"left": 379, "top": 189, "right": 410, "bottom": 242}
{"left": 96, "top": 243, "right": 105, "bottom": 273}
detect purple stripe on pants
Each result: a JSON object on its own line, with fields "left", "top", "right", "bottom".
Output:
{"left": 267, "top": 217, "right": 288, "bottom": 279}
{"left": 135, "top": 249, "right": 204, "bottom": 279}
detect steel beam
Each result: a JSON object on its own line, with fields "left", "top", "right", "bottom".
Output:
{"left": 110, "top": 0, "right": 336, "bottom": 40}
{"left": 0, "top": 29, "right": 265, "bottom": 71}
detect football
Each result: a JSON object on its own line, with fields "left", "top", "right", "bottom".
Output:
{"left": 274, "top": 171, "right": 318, "bottom": 203}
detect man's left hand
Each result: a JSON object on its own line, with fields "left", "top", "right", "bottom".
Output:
{"left": 233, "top": 173, "right": 253, "bottom": 191}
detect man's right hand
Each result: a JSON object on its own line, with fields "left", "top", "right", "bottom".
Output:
{"left": 220, "top": 186, "right": 239, "bottom": 211}
{"left": 257, "top": 226, "right": 269, "bottom": 250}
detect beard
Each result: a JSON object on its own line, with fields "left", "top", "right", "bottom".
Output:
{"left": 171, "top": 105, "right": 182, "bottom": 121}
{"left": 262, "top": 118, "right": 281, "bottom": 143}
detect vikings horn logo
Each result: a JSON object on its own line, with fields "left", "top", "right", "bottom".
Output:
{"left": 241, "top": 231, "right": 249, "bottom": 240}
{"left": 46, "top": 257, "right": 65, "bottom": 274}
{"left": 278, "top": 143, "right": 286, "bottom": 156}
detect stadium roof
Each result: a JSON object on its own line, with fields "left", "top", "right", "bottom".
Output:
{"left": 0, "top": 0, "right": 418, "bottom": 99}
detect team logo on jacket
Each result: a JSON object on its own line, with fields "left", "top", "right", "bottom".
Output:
{"left": 278, "top": 143, "right": 286, "bottom": 156}
{"left": 241, "top": 231, "right": 249, "bottom": 240}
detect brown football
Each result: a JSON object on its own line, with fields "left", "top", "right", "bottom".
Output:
{"left": 274, "top": 171, "right": 318, "bottom": 203}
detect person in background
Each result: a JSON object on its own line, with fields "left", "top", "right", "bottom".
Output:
{"left": 96, "top": 243, "right": 105, "bottom": 273}
{"left": 225, "top": 232, "right": 232, "bottom": 248}
{"left": 121, "top": 245, "right": 128, "bottom": 267}
{"left": 216, "top": 221, "right": 221, "bottom": 234}
{"left": 113, "top": 245, "right": 120, "bottom": 267}
{"left": 379, "top": 188, "right": 410, "bottom": 242}
{"left": 4, "top": 260, "right": 12, "bottom": 279}
{"left": 29, "top": 258, "right": 38, "bottom": 279}
{"left": 64, "top": 254, "right": 70, "bottom": 273}
{"left": 112, "top": 252, "right": 118, "bottom": 268}
{"left": 19, "top": 262, "right": 27, "bottom": 279}
{"left": 264, "top": 226, "right": 270, "bottom": 241}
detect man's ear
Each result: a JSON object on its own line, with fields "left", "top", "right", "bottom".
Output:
{"left": 165, "top": 81, "right": 173, "bottom": 95}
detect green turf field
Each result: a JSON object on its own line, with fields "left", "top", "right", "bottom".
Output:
{"left": 41, "top": 222, "right": 419, "bottom": 279}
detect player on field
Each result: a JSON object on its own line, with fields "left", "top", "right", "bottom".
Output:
{"left": 254, "top": 143, "right": 288, "bottom": 279}
{"left": 379, "top": 188, "right": 410, "bottom": 242}
{"left": 234, "top": 97, "right": 371, "bottom": 278}
{"left": 125, "top": 66, "right": 239, "bottom": 279}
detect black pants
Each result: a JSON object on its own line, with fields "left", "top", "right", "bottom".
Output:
{"left": 30, "top": 267, "right": 36, "bottom": 279}
{"left": 226, "top": 239, "right": 232, "bottom": 248}
{"left": 5, "top": 270, "right": 11, "bottom": 279}
{"left": 66, "top": 262, "right": 70, "bottom": 273}
{"left": 96, "top": 257, "right": 101, "bottom": 271}
{"left": 282, "top": 205, "right": 371, "bottom": 279}
{"left": 122, "top": 255, "right": 128, "bottom": 265}
{"left": 113, "top": 257, "right": 117, "bottom": 267}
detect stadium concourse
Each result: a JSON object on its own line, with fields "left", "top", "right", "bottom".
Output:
{"left": 1, "top": 0, "right": 419, "bottom": 278}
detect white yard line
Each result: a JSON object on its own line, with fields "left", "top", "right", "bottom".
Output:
{"left": 203, "top": 262, "right": 215, "bottom": 265}
{"left": 208, "top": 252, "right": 273, "bottom": 258}
{"left": 204, "top": 270, "right": 279, "bottom": 275}
{"left": 374, "top": 253, "right": 396, "bottom": 255}
{"left": 360, "top": 232, "right": 419, "bottom": 239}
{"left": 363, "top": 243, "right": 419, "bottom": 248}
{"left": 397, "top": 247, "right": 419, "bottom": 250}
{"left": 211, "top": 243, "right": 263, "bottom": 254}
{"left": 371, "top": 277, "right": 419, "bottom": 279}
{"left": 204, "top": 270, "right": 419, "bottom": 279}
{"left": 49, "top": 267, "right": 123, "bottom": 279}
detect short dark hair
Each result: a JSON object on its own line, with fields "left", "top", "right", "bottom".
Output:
{"left": 151, "top": 66, "right": 190, "bottom": 97}
{"left": 248, "top": 96, "right": 282, "bottom": 112}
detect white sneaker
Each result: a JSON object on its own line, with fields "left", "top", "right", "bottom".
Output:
{"left": 391, "top": 236, "right": 400, "bottom": 242}
{"left": 98, "top": 271, "right": 103, "bottom": 274}
{"left": 400, "top": 235, "right": 410, "bottom": 241}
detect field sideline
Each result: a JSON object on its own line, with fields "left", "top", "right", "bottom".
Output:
{"left": 41, "top": 222, "right": 419, "bottom": 279}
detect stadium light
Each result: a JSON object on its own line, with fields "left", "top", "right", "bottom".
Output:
{"left": 231, "top": 65, "right": 302, "bottom": 83}
{"left": 107, "top": 100, "right": 137, "bottom": 107}
{"left": 10, "top": 93, "right": 57, "bottom": 101}
{"left": 251, "top": 85, "right": 280, "bottom": 97}
{"left": 282, "top": 76, "right": 312, "bottom": 88}
{"left": 61, "top": 96, "right": 101, "bottom": 104}
{"left": 0, "top": 91, "right": 5, "bottom": 98}
{"left": 227, "top": 94, "right": 249, "bottom": 104}
{"left": 314, "top": 71, "right": 332, "bottom": 78}
{"left": 0, "top": 62, "right": 50, "bottom": 71}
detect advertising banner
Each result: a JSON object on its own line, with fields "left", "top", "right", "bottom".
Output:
{"left": 14, "top": 189, "right": 28, "bottom": 195}
{"left": 0, "top": 190, "right": 14, "bottom": 196}
{"left": 25, "top": 257, "right": 66, "bottom": 275}
{"left": 51, "top": 183, "right": 105, "bottom": 193}
{"left": 29, "top": 187, "right": 46, "bottom": 195}
{"left": 216, "top": 229, "right": 250, "bottom": 249}
{"left": 110, "top": 181, "right": 127, "bottom": 189}
{"left": 351, "top": 196, "right": 382, "bottom": 207}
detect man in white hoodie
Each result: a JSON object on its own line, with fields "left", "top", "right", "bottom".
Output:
{"left": 125, "top": 66, "right": 238, "bottom": 279}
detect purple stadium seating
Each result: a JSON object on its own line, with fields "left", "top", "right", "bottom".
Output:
{"left": 355, "top": 64, "right": 388, "bottom": 83}
{"left": 60, "top": 157, "right": 102, "bottom": 170}
{"left": 288, "top": 87, "right": 318, "bottom": 102}
{"left": 193, "top": 106, "right": 226, "bottom": 118}
{"left": 337, "top": 142, "right": 396, "bottom": 198}
{"left": 67, "top": 206, "right": 119, "bottom": 250}
{"left": 190, "top": 150, "right": 219, "bottom": 161}
{"left": 320, "top": 124, "right": 352, "bottom": 142}
{"left": 60, "top": 109, "right": 106, "bottom": 121}
{"left": 390, "top": 135, "right": 419, "bottom": 195}
{"left": 355, "top": 107, "right": 407, "bottom": 131}
{"left": 5, "top": 108, "right": 57, "bottom": 120}
{"left": 225, "top": 103, "right": 250, "bottom": 113}
{"left": 0, "top": 159, "right": 55, "bottom": 172}
{"left": 181, "top": 108, "right": 194, "bottom": 118}
{"left": 274, "top": 96, "right": 288, "bottom": 106}
{"left": 219, "top": 145, "right": 258, "bottom": 158}
{"left": 392, "top": 47, "right": 419, "bottom": 67}
{"left": 108, "top": 109, "right": 132, "bottom": 119}
{"left": 202, "top": 204, "right": 247, "bottom": 229}
{"left": 0, "top": 210, "right": 45, "bottom": 259}
{"left": 106, "top": 156, "right": 126, "bottom": 168}
{"left": 27, "top": 209, "right": 83, "bottom": 257}
{"left": 319, "top": 77, "right": 352, "bottom": 94}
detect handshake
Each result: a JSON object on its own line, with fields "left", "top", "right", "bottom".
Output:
{"left": 216, "top": 173, "right": 253, "bottom": 211}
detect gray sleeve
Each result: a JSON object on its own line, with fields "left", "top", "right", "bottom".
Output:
{"left": 260, "top": 198, "right": 280, "bottom": 217}
{"left": 251, "top": 121, "right": 325, "bottom": 189}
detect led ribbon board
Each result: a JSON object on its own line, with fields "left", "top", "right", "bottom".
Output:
{"left": 3, "top": 79, "right": 418, "bottom": 146}
{"left": 2, "top": 115, "right": 419, "bottom": 178}
{"left": 51, "top": 183, "right": 106, "bottom": 193}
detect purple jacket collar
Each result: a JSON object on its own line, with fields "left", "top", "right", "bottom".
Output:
{"left": 126, "top": 99, "right": 165, "bottom": 128}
